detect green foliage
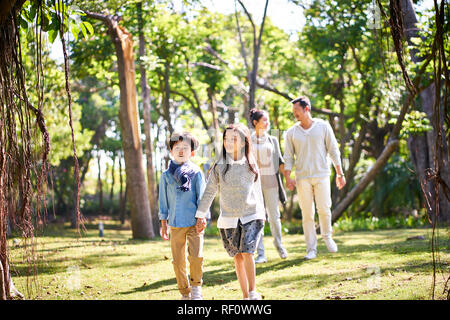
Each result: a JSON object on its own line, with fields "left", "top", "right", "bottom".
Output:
{"left": 389, "top": 110, "right": 433, "bottom": 137}
{"left": 17, "top": 26, "right": 93, "bottom": 167}
{"left": 204, "top": 212, "right": 428, "bottom": 237}
{"left": 24, "top": 0, "right": 438, "bottom": 223}
{"left": 20, "top": 0, "right": 94, "bottom": 44}
{"left": 333, "top": 214, "right": 428, "bottom": 232}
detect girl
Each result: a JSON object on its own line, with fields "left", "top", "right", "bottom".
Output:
{"left": 195, "top": 123, "right": 265, "bottom": 300}
{"left": 249, "top": 109, "right": 288, "bottom": 263}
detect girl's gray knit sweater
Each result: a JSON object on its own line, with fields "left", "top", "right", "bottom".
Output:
{"left": 195, "top": 158, "right": 265, "bottom": 219}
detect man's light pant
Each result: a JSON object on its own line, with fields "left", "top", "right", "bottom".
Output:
{"left": 256, "top": 186, "right": 284, "bottom": 256}
{"left": 296, "top": 176, "right": 333, "bottom": 252}
{"left": 170, "top": 226, "right": 204, "bottom": 296}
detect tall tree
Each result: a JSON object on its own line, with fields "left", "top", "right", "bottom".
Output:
{"left": 84, "top": 11, "right": 155, "bottom": 239}
{"left": 0, "top": 0, "right": 86, "bottom": 298}
{"left": 136, "top": 2, "right": 159, "bottom": 234}
{"left": 235, "top": 0, "right": 269, "bottom": 121}
{"left": 399, "top": 0, "right": 449, "bottom": 223}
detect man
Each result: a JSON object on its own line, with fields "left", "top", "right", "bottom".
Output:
{"left": 284, "top": 96, "right": 346, "bottom": 260}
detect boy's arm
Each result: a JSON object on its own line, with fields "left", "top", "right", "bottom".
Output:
{"left": 160, "top": 219, "right": 169, "bottom": 240}
{"left": 158, "top": 174, "right": 170, "bottom": 240}
{"left": 195, "top": 171, "right": 207, "bottom": 207}
{"left": 158, "top": 174, "right": 169, "bottom": 221}
{"left": 195, "top": 171, "right": 208, "bottom": 233}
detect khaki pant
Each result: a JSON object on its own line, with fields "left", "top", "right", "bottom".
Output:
{"left": 296, "top": 176, "right": 333, "bottom": 253}
{"left": 170, "top": 226, "right": 204, "bottom": 295}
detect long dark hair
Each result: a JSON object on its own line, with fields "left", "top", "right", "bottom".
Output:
{"left": 214, "top": 123, "right": 258, "bottom": 182}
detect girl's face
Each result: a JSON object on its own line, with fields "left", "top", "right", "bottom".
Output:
{"left": 170, "top": 140, "right": 194, "bottom": 164}
{"left": 254, "top": 114, "right": 270, "bottom": 132}
{"left": 224, "top": 129, "right": 245, "bottom": 158}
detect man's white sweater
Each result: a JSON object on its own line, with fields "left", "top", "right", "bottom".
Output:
{"left": 284, "top": 118, "right": 342, "bottom": 179}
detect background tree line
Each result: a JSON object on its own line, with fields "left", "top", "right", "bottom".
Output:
{"left": 1, "top": 0, "right": 448, "bottom": 240}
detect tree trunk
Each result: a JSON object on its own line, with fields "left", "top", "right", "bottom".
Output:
{"left": 0, "top": 0, "right": 25, "bottom": 25}
{"left": 401, "top": 0, "right": 450, "bottom": 223}
{"left": 119, "top": 151, "right": 125, "bottom": 224}
{"left": 85, "top": 12, "right": 154, "bottom": 238}
{"left": 109, "top": 152, "right": 115, "bottom": 203}
{"left": 97, "top": 151, "right": 103, "bottom": 215}
{"left": 0, "top": 257, "right": 6, "bottom": 300}
{"left": 207, "top": 87, "right": 220, "bottom": 134}
{"left": 236, "top": 0, "right": 269, "bottom": 122}
{"left": 137, "top": 2, "right": 159, "bottom": 235}
{"left": 332, "top": 139, "right": 399, "bottom": 223}
{"left": 120, "top": 185, "right": 128, "bottom": 225}
{"left": 162, "top": 61, "right": 174, "bottom": 133}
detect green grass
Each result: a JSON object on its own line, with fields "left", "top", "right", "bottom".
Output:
{"left": 7, "top": 220, "right": 449, "bottom": 300}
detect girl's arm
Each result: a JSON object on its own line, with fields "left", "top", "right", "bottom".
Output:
{"left": 195, "top": 166, "right": 219, "bottom": 219}
{"left": 272, "top": 136, "right": 286, "bottom": 176}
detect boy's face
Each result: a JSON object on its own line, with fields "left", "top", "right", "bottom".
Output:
{"left": 170, "top": 140, "right": 194, "bottom": 164}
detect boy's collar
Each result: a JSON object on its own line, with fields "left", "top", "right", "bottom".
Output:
{"left": 171, "top": 159, "right": 190, "bottom": 166}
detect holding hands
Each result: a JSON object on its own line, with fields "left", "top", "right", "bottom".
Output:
{"left": 283, "top": 169, "right": 296, "bottom": 191}
{"left": 161, "top": 218, "right": 207, "bottom": 239}
{"left": 196, "top": 217, "right": 207, "bottom": 234}
{"left": 285, "top": 177, "right": 296, "bottom": 191}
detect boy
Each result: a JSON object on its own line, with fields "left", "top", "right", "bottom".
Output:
{"left": 159, "top": 132, "right": 207, "bottom": 300}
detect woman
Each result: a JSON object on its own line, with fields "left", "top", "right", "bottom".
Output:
{"left": 249, "top": 109, "right": 288, "bottom": 263}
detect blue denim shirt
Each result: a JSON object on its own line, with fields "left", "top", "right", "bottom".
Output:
{"left": 158, "top": 162, "right": 206, "bottom": 228}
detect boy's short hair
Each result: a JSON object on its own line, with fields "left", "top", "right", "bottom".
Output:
{"left": 169, "top": 132, "right": 199, "bottom": 151}
{"left": 290, "top": 96, "right": 311, "bottom": 109}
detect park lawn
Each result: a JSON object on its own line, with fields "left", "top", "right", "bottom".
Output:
{"left": 7, "top": 220, "right": 449, "bottom": 300}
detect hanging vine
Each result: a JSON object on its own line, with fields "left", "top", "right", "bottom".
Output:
{"left": 0, "top": 0, "right": 82, "bottom": 299}
{"left": 377, "top": 0, "right": 449, "bottom": 300}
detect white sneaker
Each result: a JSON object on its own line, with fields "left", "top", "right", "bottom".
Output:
{"left": 324, "top": 238, "right": 338, "bottom": 253}
{"left": 249, "top": 290, "right": 262, "bottom": 300}
{"left": 191, "top": 286, "right": 203, "bottom": 300}
{"left": 181, "top": 293, "right": 191, "bottom": 300}
{"left": 277, "top": 247, "right": 288, "bottom": 259}
{"left": 304, "top": 250, "right": 317, "bottom": 260}
{"left": 255, "top": 255, "right": 267, "bottom": 264}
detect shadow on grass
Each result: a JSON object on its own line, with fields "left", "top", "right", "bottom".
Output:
{"left": 118, "top": 230, "right": 436, "bottom": 297}
{"left": 119, "top": 255, "right": 309, "bottom": 296}
{"left": 9, "top": 223, "right": 440, "bottom": 299}
{"left": 11, "top": 221, "right": 133, "bottom": 240}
